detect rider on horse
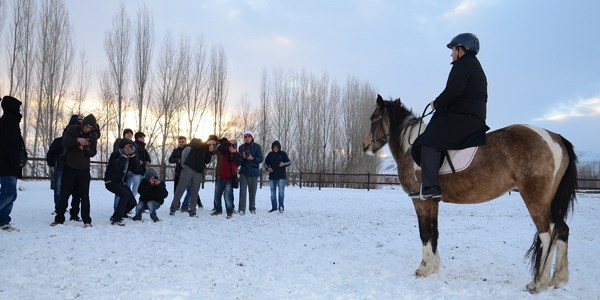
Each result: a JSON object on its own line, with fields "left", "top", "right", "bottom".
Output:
{"left": 410, "top": 33, "right": 490, "bottom": 199}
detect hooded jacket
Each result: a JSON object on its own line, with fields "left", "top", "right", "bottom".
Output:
{"left": 0, "top": 96, "right": 26, "bottom": 177}
{"left": 264, "top": 141, "right": 291, "bottom": 180}
{"left": 183, "top": 138, "right": 213, "bottom": 174}
{"left": 62, "top": 122, "right": 98, "bottom": 170}
{"left": 104, "top": 149, "right": 130, "bottom": 184}
{"left": 46, "top": 115, "right": 80, "bottom": 170}
{"left": 217, "top": 141, "right": 242, "bottom": 180}
{"left": 137, "top": 178, "right": 168, "bottom": 205}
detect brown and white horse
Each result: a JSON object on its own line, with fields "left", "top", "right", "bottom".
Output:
{"left": 363, "top": 95, "right": 577, "bottom": 293}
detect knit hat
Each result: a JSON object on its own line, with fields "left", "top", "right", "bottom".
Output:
{"left": 243, "top": 130, "right": 254, "bottom": 139}
{"left": 144, "top": 168, "right": 159, "bottom": 181}
{"left": 119, "top": 139, "right": 135, "bottom": 149}
{"left": 82, "top": 114, "right": 97, "bottom": 127}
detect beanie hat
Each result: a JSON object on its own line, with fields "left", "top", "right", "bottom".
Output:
{"left": 82, "top": 114, "right": 97, "bottom": 127}
{"left": 119, "top": 139, "right": 135, "bottom": 149}
{"left": 243, "top": 130, "right": 254, "bottom": 139}
{"left": 144, "top": 168, "right": 159, "bottom": 181}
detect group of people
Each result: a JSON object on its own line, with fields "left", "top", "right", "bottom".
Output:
{"left": 0, "top": 98, "right": 292, "bottom": 229}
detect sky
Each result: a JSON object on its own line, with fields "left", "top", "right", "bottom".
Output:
{"left": 1, "top": 180, "right": 599, "bottom": 298}
{"left": 3, "top": 0, "right": 600, "bottom": 155}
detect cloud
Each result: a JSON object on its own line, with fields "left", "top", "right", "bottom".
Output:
{"left": 442, "top": 0, "right": 477, "bottom": 19}
{"left": 275, "top": 36, "right": 292, "bottom": 47}
{"left": 535, "top": 96, "right": 600, "bottom": 121}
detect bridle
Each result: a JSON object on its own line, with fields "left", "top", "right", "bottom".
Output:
{"left": 365, "top": 108, "right": 391, "bottom": 150}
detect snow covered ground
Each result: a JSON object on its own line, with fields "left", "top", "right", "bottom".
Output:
{"left": 1, "top": 180, "right": 599, "bottom": 299}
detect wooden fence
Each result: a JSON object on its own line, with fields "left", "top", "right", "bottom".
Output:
{"left": 21, "top": 158, "right": 600, "bottom": 192}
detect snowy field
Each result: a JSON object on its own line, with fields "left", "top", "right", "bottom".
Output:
{"left": 1, "top": 180, "right": 599, "bottom": 300}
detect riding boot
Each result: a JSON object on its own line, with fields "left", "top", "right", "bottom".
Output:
{"left": 421, "top": 145, "right": 442, "bottom": 193}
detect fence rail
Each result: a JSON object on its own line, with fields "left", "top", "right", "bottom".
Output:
{"left": 21, "top": 158, "right": 600, "bottom": 192}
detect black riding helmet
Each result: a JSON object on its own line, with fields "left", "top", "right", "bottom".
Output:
{"left": 447, "top": 33, "right": 480, "bottom": 55}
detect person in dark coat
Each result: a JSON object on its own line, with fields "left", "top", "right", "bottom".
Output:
{"left": 169, "top": 135, "right": 218, "bottom": 217}
{"left": 168, "top": 136, "right": 200, "bottom": 211}
{"left": 237, "top": 130, "right": 263, "bottom": 214}
{"left": 128, "top": 131, "right": 151, "bottom": 198}
{"left": 112, "top": 129, "right": 134, "bottom": 212}
{"left": 410, "top": 33, "right": 489, "bottom": 199}
{"left": 104, "top": 139, "right": 138, "bottom": 226}
{"left": 264, "top": 140, "right": 291, "bottom": 213}
{"left": 0, "top": 96, "right": 27, "bottom": 231}
{"left": 51, "top": 114, "right": 98, "bottom": 227}
{"left": 46, "top": 114, "right": 82, "bottom": 219}
{"left": 133, "top": 168, "right": 168, "bottom": 222}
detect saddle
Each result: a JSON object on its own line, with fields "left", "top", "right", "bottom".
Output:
{"left": 439, "top": 146, "right": 478, "bottom": 175}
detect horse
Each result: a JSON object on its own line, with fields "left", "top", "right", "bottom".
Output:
{"left": 363, "top": 95, "right": 577, "bottom": 293}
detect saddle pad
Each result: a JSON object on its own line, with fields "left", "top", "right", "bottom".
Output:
{"left": 439, "top": 146, "right": 478, "bottom": 175}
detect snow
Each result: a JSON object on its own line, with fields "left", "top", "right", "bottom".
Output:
{"left": 1, "top": 180, "right": 599, "bottom": 299}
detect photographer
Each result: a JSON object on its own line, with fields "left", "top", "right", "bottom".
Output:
{"left": 51, "top": 114, "right": 98, "bottom": 228}
{"left": 104, "top": 139, "right": 138, "bottom": 226}
{"left": 132, "top": 168, "right": 168, "bottom": 222}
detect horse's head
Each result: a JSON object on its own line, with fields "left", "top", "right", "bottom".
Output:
{"left": 363, "top": 94, "right": 391, "bottom": 155}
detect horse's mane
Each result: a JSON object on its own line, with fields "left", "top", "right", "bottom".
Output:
{"left": 386, "top": 99, "right": 421, "bottom": 153}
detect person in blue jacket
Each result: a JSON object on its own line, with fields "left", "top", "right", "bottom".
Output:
{"left": 237, "top": 131, "right": 263, "bottom": 214}
{"left": 264, "top": 140, "right": 291, "bottom": 213}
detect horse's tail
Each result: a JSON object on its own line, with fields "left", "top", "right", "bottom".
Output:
{"left": 527, "top": 135, "right": 578, "bottom": 280}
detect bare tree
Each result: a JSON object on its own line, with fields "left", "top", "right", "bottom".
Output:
{"left": 5, "top": 0, "right": 35, "bottom": 146}
{"left": 259, "top": 68, "right": 270, "bottom": 149}
{"left": 32, "top": 0, "right": 74, "bottom": 164}
{"left": 0, "top": 1, "right": 6, "bottom": 38}
{"left": 133, "top": 4, "right": 153, "bottom": 131}
{"left": 72, "top": 47, "right": 90, "bottom": 114}
{"left": 183, "top": 35, "right": 210, "bottom": 139}
{"left": 104, "top": 3, "right": 131, "bottom": 136}
{"left": 209, "top": 45, "right": 228, "bottom": 136}
{"left": 154, "top": 32, "right": 187, "bottom": 177}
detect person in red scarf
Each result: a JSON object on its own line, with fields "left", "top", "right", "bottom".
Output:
{"left": 217, "top": 139, "right": 242, "bottom": 219}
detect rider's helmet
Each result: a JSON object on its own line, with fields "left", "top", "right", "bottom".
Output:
{"left": 447, "top": 33, "right": 479, "bottom": 55}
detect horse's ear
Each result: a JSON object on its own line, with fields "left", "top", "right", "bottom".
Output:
{"left": 377, "top": 94, "right": 384, "bottom": 106}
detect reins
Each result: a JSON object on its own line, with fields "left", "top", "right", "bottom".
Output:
{"left": 408, "top": 103, "right": 434, "bottom": 146}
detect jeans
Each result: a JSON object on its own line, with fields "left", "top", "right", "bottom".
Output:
{"left": 213, "top": 179, "right": 226, "bottom": 212}
{"left": 128, "top": 172, "right": 143, "bottom": 198}
{"left": 269, "top": 179, "right": 286, "bottom": 209}
{"left": 221, "top": 179, "right": 235, "bottom": 214}
{"left": 0, "top": 176, "right": 18, "bottom": 226}
{"left": 134, "top": 201, "right": 161, "bottom": 221}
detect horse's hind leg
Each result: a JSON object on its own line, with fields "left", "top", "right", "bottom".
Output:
{"left": 551, "top": 220, "right": 569, "bottom": 288}
{"left": 412, "top": 199, "right": 441, "bottom": 277}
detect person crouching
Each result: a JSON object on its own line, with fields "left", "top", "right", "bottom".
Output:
{"left": 104, "top": 139, "right": 138, "bottom": 226}
{"left": 133, "top": 168, "right": 168, "bottom": 222}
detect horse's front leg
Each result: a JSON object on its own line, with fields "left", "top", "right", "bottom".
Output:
{"left": 412, "top": 199, "right": 441, "bottom": 277}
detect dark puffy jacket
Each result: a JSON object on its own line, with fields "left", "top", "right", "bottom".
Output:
{"left": 168, "top": 146, "right": 186, "bottom": 177}
{"left": 63, "top": 124, "right": 98, "bottom": 169}
{"left": 104, "top": 150, "right": 129, "bottom": 184}
{"left": 131, "top": 140, "right": 151, "bottom": 175}
{"left": 46, "top": 115, "right": 82, "bottom": 171}
{"left": 238, "top": 141, "right": 263, "bottom": 176}
{"left": 137, "top": 178, "right": 168, "bottom": 205}
{"left": 412, "top": 53, "right": 489, "bottom": 165}
{"left": 183, "top": 138, "right": 212, "bottom": 173}
{"left": 264, "top": 141, "right": 291, "bottom": 180}
{"left": 0, "top": 96, "right": 25, "bottom": 177}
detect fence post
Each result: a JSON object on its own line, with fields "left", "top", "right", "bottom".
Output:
{"left": 319, "top": 172, "right": 322, "bottom": 190}
{"left": 367, "top": 172, "right": 370, "bottom": 191}
{"left": 300, "top": 172, "right": 303, "bottom": 188}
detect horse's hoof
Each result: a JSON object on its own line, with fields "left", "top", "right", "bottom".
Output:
{"left": 550, "top": 275, "right": 568, "bottom": 289}
{"left": 525, "top": 280, "right": 549, "bottom": 294}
